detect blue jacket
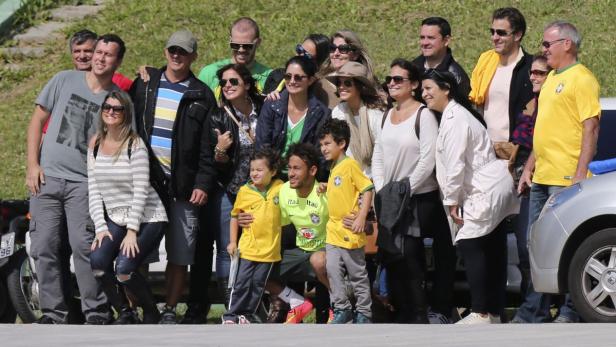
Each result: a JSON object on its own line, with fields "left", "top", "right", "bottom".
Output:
{"left": 255, "top": 90, "right": 331, "bottom": 153}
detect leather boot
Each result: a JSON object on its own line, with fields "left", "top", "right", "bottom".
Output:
{"left": 266, "top": 295, "right": 289, "bottom": 323}
{"left": 409, "top": 279, "right": 429, "bottom": 324}
{"left": 95, "top": 272, "right": 129, "bottom": 315}
{"left": 120, "top": 272, "right": 160, "bottom": 324}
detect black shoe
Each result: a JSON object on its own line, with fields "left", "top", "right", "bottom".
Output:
{"left": 33, "top": 315, "right": 60, "bottom": 324}
{"left": 181, "top": 303, "right": 209, "bottom": 324}
{"left": 113, "top": 308, "right": 139, "bottom": 325}
{"left": 85, "top": 315, "right": 112, "bottom": 325}
{"left": 158, "top": 306, "right": 177, "bottom": 324}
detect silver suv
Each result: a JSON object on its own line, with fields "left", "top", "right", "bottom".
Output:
{"left": 529, "top": 97, "right": 616, "bottom": 322}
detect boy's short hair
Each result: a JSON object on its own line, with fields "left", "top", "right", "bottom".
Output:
{"left": 318, "top": 119, "right": 351, "bottom": 151}
{"left": 286, "top": 143, "right": 321, "bottom": 170}
{"left": 250, "top": 145, "right": 280, "bottom": 172}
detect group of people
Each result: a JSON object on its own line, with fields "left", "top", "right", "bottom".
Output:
{"left": 24, "top": 6, "right": 601, "bottom": 326}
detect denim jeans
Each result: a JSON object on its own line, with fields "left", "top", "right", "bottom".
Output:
{"left": 90, "top": 219, "right": 165, "bottom": 275}
{"left": 514, "top": 183, "right": 580, "bottom": 322}
{"left": 214, "top": 189, "right": 234, "bottom": 279}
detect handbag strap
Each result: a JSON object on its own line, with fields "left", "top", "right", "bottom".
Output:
{"left": 223, "top": 105, "right": 254, "bottom": 144}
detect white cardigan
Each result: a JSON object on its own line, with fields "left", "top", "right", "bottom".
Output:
{"left": 435, "top": 101, "right": 519, "bottom": 242}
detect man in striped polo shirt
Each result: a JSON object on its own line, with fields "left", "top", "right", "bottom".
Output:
{"left": 130, "top": 30, "right": 217, "bottom": 324}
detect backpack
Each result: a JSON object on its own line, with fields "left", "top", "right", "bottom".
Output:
{"left": 381, "top": 106, "right": 425, "bottom": 139}
{"left": 93, "top": 137, "right": 134, "bottom": 159}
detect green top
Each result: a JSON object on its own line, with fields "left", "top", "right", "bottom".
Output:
{"left": 279, "top": 181, "right": 328, "bottom": 252}
{"left": 283, "top": 116, "right": 306, "bottom": 159}
{"left": 197, "top": 58, "right": 272, "bottom": 100}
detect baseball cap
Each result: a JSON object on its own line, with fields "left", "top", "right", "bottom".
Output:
{"left": 166, "top": 30, "right": 197, "bottom": 53}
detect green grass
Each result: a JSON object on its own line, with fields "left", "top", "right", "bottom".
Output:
{"left": 1, "top": 0, "right": 614, "bottom": 198}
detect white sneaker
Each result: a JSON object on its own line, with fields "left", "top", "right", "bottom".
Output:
{"left": 489, "top": 314, "right": 501, "bottom": 324}
{"left": 238, "top": 315, "right": 251, "bottom": 324}
{"left": 455, "top": 312, "right": 491, "bottom": 325}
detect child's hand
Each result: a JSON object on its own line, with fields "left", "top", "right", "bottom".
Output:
{"left": 227, "top": 242, "right": 238, "bottom": 257}
{"left": 351, "top": 217, "right": 366, "bottom": 234}
{"left": 317, "top": 182, "right": 328, "bottom": 195}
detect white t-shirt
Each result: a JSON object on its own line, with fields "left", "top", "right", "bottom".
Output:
{"left": 483, "top": 48, "right": 523, "bottom": 142}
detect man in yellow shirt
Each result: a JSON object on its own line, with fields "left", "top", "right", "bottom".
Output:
{"left": 517, "top": 21, "right": 601, "bottom": 323}
{"left": 319, "top": 119, "right": 374, "bottom": 324}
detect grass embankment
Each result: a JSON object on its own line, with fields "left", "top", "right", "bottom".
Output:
{"left": 0, "top": 0, "right": 614, "bottom": 198}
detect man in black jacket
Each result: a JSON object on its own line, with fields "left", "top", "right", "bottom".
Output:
{"left": 411, "top": 17, "right": 471, "bottom": 97}
{"left": 129, "top": 30, "right": 216, "bottom": 324}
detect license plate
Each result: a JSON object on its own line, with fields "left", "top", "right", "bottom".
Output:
{"left": 0, "top": 232, "right": 15, "bottom": 259}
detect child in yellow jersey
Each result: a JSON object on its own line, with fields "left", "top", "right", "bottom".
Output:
{"left": 222, "top": 147, "right": 283, "bottom": 324}
{"left": 318, "top": 119, "right": 374, "bottom": 324}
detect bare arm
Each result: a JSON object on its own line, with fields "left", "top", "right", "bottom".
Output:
{"left": 573, "top": 116, "right": 600, "bottom": 184}
{"left": 26, "top": 105, "right": 51, "bottom": 194}
{"left": 351, "top": 189, "right": 374, "bottom": 233}
{"left": 518, "top": 151, "right": 535, "bottom": 194}
{"left": 227, "top": 217, "right": 240, "bottom": 256}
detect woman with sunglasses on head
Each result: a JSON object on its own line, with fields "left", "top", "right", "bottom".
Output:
{"left": 256, "top": 55, "right": 330, "bottom": 177}
{"left": 263, "top": 34, "right": 338, "bottom": 108}
{"left": 88, "top": 91, "right": 168, "bottom": 324}
{"left": 510, "top": 54, "right": 553, "bottom": 324}
{"left": 421, "top": 70, "right": 519, "bottom": 325}
{"left": 371, "top": 59, "right": 451, "bottom": 324}
{"left": 201, "top": 63, "right": 265, "bottom": 307}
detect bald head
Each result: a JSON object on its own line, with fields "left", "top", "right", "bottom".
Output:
{"left": 230, "top": 17, "right": 260, "bottom": 39}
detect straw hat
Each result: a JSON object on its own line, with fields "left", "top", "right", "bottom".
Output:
{"left": 325, "top": 61, "right": 374, "bottom": 89}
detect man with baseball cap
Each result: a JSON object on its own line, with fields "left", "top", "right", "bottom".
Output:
{"left": 129, "top": 29, "right": 217, "bottom": 324}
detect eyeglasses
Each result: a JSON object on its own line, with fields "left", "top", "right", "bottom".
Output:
{"left": 101, "top": 103, "right": 125, "bottom": 114}
{"left": 336, "top": 79, "right": 354, "bottom": 88}
{"left": 295, "top": 44, "right": 313, "bottom": 60}
{"left": 385, "top": 75, "right": 410, "bottom": 84}
{"left": 489, "top": 28, "right": 513, "bottom": 37}
{"left": 167, "top": 46, "right": 189, "bottom": 56}
{"left": 541, "top": 38, "right": 566, "bottom": 49}
{"left": 529, "top": 69, "right": 549, "bottom": 77}
{"left": 219, "top": 78, "right": 240, "bottom": 87}
{"left": 329, "top": 43, "right": 355, "bottom": 54}
{"left": 284, "top": 73, "right": 309, "bottom": 82}
{"left": 230, "top": 42, "right": 255, "bottom": 51}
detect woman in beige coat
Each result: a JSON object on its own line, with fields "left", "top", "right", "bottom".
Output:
{"left": 422, "top": 70, "right": 519, "bottom": 325}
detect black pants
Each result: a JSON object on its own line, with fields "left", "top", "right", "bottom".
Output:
{"left": 385, "top": 235, "right": 426, "bottom": 323}
{"left": 416, "top": 190, "right": 455, "bottom": 317}
{"left": 457, "top": 220, "right": 508, "bottom": 315}
{"left": 224, "top": 259, "right": 273, "bottom": 322}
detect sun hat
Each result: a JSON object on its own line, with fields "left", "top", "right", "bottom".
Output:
{"left": 325, "top": 61, "right": 374, "bottom": 89}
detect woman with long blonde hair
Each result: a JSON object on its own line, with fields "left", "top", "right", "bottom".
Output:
{"left": 88, "top": 90, "right": 167, "bottom": 324}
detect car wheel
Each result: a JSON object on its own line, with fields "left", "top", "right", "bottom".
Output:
{"left": 568, "top": 227, "right": 616, "bottom": 322}
{"left": 6, "top": 248, "right": 41, "bottom": 323}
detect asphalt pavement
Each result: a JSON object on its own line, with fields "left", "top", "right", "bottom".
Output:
{"left": 0, "top": 324, "right": 610, "bottom": 347}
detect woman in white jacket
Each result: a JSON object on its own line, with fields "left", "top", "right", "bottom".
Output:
{"left": 422, "top": 70, "right": 519, "bottom": 325}
{"left": 328, "top": 61, "right": 385, "bottom": 175}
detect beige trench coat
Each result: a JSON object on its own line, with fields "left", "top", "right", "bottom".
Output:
{"left": 435, "top": 101, "right": 519, "bottom": 243}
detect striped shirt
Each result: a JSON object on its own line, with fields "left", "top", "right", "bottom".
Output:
{"left": 87, "top": 137, "right": 167, "bottom": 234}
{"left": 150, "top": 73, "right": 190, "bottom": 176}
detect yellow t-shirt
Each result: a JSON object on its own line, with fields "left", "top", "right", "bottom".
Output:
{"left": 533, "top": 63, "right": 601, "bottom": 186}
{"left": 231, "top": 179, "right": 283, "bottom": 262}
{"left": 325, "top": 157, "right": 374, "bottom": 249}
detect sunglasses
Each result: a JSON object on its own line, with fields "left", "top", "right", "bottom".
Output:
{"left": 385, "top": 75, "right": 410, "bottom": 84}
{"left": 219, "top": 78, "right": 240, "bottom": 87}
{"left": 529, "top": 69, "right": 549, "bottom": 77}
{"left": 101, "top": 103, "right": 125, "bottom": 114}
{"left": 541, "top": 38, "right": 566, "bottom": 49}
{"left": 489, "top": 28, "right": 512, "bottom": 37}
{"left": 284, "top": 73, "right": 309, "bottom": 82}
{"left": 230, "top": 42, "right": 255, "bottom": 51}
{"left": 336, "top": 79, "right": 354, "bottom": 88}
{"left": 329, "top": 43, "right": 355, "bottom": 54}
{"left": 167, "top": 46, "right": 189, "bottom": 56}
{"left": 295, "top": 44, "right": 313, "bottom": 60}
